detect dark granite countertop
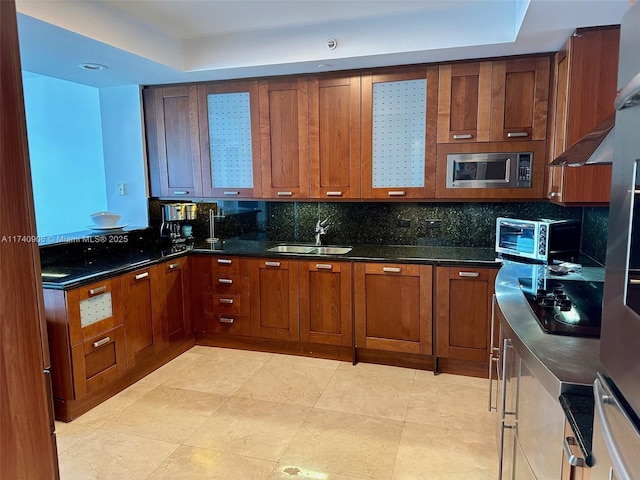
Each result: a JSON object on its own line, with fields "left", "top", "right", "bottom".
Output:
{"left": 559, "top": 392, "right": 595, "bottom": 467}
{"left": 41, "top": 237, "right": 500, "bottom": 291}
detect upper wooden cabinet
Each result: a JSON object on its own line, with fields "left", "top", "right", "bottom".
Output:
{"left": 547, "top": 26, "right": 620, "bottom": 205}
{"left": 143, "top": 86, "right": 203, "bottom": 198}
{"left": 259, "top": 78, "right": 310, "bottom": 199}
{"left": 361, "top": 68, "right": 438, "bottom": 199}
{"left": 309, "top": 75, "right": 362, "bottom": 199}
{"left": 197, "top": 81, "right": 262, "bottom": 199}
{"left": 438, "top": 57, "right": 550, "bottom": 144}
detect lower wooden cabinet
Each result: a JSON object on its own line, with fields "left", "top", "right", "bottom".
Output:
{"left": 435, "top": 266, "right": 497, "bottom": 364}
{"left": 354, "top": 263, "right": 432, "bottom": 354}
{"left": 250, "top": 258, "right": 299, "bottom": 340}
{"left": 299, "top": 260, "right": 352, "bottom": 346}
{"left": 159, "top": 257, "right": 192, "bottom": 346}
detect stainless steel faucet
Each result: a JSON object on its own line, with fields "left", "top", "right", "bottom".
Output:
{"left": 315, "top": 219, "right": 330, "bottom": 245}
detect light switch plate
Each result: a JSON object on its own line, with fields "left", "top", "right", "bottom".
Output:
{"left": 116, "top": 183, "right": 126, "bottom": 196}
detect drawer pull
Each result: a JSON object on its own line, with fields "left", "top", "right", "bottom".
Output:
{"left": 277, "top": 191, "right": 293, "bottom": 196}
{"left": 135, "top": 272, "right": 149, "bottom": 280}
{"left": 92, "top": 337, "right": 111, "bottom": 348}
{"left": 217, "top": 259, "right": 233, "bottom": 265}
{"left": 265, "top": 261, "right": 281, "bottom": 267}
{"left": 172, "top": 190, "right": 189, "bottom": 195}
{"left": 383, "top": 267, "right": 402, "bottom": 273}
{"left": 507, "top": 132, "right": 528, "bottom": 138}
{"left": 223, "top": 191, "right": 240, "bottom": 195}
{"left": 219, "top": 317, "right": 234, "bottom": 324}
{"left": 316, "top": 264, "right": 333, "bottom": 270}
{"left": 387, "top": 191, "right": 406, "bottom": 197}
{"left": 88, "top": 286, "right": 107, "bottom": 296}
{"left": 563, "top": 436, "right": 585, "bottom": 467}
{"left": 453, "top": 134, "right": 473, "bottom": 140}
{"left": 168, "top": 262, "right": 180, "bottom": 270}
{"left": 326, "top": 191, "right": 343, "bottom": 197}
{"left": 219, "top": 298, "right": 234, "bottom": 305}
{"left": 218, "top": 278, "right": 233, "bottom": 285}
{"left": 458, "top": 271, "right": 480, "bottom": 278}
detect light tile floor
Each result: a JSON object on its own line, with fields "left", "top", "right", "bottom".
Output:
{"left": 56, "top": 346, "right": 498, "bottom": 479}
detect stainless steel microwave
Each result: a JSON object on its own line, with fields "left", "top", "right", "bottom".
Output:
{"left": 446, "top": 151, "right": 533, "bottom": 189}
{"left": 495, "top": 217, "right": 581, "bottom": 263}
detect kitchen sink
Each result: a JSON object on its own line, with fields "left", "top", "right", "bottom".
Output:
{"left": 267, "top": 244, "right": 352, "bottom": 255}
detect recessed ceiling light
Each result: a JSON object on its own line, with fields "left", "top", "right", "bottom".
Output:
{"left": 79, "top": 63, "right": 108, "bottom": 71}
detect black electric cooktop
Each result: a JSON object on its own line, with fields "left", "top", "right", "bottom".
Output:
{"left": 518, "top": 278, "right": 604, "bottom": 338}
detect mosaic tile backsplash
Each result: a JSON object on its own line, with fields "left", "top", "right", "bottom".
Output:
{"left": 149, "top": 199, "right": 609, "bottom": 264}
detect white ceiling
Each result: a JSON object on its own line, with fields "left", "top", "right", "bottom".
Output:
{"left": 15, "top": 0, "right": 631, "bottom": 88}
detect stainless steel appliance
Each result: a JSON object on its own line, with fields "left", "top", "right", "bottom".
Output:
{"left": 593, "top": 3, "right": 640, "bottom": 479}
{"left": 160, "top": 202, "right": 197, "bottom": 243}
{"left": 495, "top": 217, "right": 581, "bottom": 263}
{"left": 445, "top": 151, "right": 532, "bottom": 189}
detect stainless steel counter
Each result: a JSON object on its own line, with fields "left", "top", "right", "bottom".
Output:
{"left": 495, "top": 261, "right": 604, "bottom": 398}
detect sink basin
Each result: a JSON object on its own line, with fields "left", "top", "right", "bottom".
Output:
{"left": 267, "top": 245, "right": 353, "bottom": 255}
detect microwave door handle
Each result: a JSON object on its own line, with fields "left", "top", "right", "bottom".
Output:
{"left": 615, "top": 71, "right": 640, "bottom": 110}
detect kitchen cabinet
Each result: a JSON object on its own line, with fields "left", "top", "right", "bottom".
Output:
{"left": 361, "top": 67, "right": 438, "bottom": 199}
{"left": 547, "top": 26, "right": 620, "bottom": 205}
{"left": 122, "top": 266, "right": 162, "bottom": 369}
{"left": 158, "top": 257, "right": 192, "bottom": 346}
{"left": 299, "top": 260, "right": 352, "bottom": 346}
{"left": 143, "top": 85, "right": 203, "bottom": 198}
{"left": 197, "top": 81, "right": 262, "bottom": 198}
{"left": 435, "top": 266, "right": 497, "bottom": 366}
{"left": 191, "top": 255, "right": 251, "bottom": 336}
{"left": 259, "top": 78, "right": 310, "bottom": 198}
{"left": 354, "top": 263, "right": 432, "bottom": 354}
{"left": 250, "top": 258, "right": 299, "bottom": 340}
{"left": 309, "top": 74, "right": 361, "bottom": 199}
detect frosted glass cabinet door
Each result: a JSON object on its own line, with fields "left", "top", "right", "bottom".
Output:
{"left": 361, "top": 67, "right": 438, "bottom": 199}
{"left": 198, "top": 81, "right": 262, "bottom": 198}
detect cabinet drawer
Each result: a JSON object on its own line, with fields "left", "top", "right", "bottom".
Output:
{"left": 68, "top": 278, "right": 123, "bottom": 346}
{"left": 207, "top": 314, "right": 251, "bottom": 336}
{"left": 364, "top": 263, "right": 420, "bottom": 276}
{"left": 210, "top": 275, "right": 250, "bottom": 294}
{"left": 210, "top": 257, "right": 246, "bottom": 276}
{"left": 71, "top": 325, "right": 126, "bottom": 398}
{"left": 208, "top": 294, "right": 250, "bottom": 316}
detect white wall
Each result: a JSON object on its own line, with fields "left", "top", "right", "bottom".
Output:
{"left": 99, "top": 85, "right": 148, "bottom": 227}
{"left": 23, "top": 74, "right": 107, "bottom": 237}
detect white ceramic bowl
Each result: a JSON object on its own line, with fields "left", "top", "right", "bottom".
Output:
{"left": 90, "top": 211, "right": 121, "bottom": 228}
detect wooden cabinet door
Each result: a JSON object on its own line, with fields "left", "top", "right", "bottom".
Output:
{"left": 259, "top": 78, "right": 309, "bottom": 198}
{"left": 143, "top": 85, "right": 203, "bottom": 198}
{"left": 159, "top": 257, "right": 192, "bottom": 347}
{"left": 438, "top": 62, "right": 492, "bottom": 143}
{"left": 122, "top": 266, "right": 162, "bottom": 369}
{"left": 361, "top": 67, "right": 438, "bottom": 199}
{"left": 435, "top": 266, "right": 497, "bottom": 363}
{"left": 309, "top": 74, "right": 361, "bottom": 199}
{"left": 198, "top": 81, "right": 262, "bottom": 198}
{"left": 250, "top": 258, "right": 299, "bottom": 340}
{"left": 491, "top": 57, "right": 550, "bottom": 142}
{"left": 548, "top": 164, "right": 612, "bottom": 205}
{"left": 299, "top": 260, "right": 352, "bottom": 346}
{"left": 354, "top": 263, "right": 432, "bottom": 354}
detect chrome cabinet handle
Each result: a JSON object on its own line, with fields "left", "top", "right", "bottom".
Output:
{"left": 497, "top": 337, "right": 513, "bottom": 480}
{"left": 217, "top": 259, "right": 233, "bottom": 265}
{"left": 168, "top": 262, "right": 179, "bottom": 270}
{"left": 615, "top": 71, "right": 640, "bottom": 110}
{"left": 277, "top": 191, "right": 293, "bottom": 196}
{"left": 383, "top": 267, "right": 402, "bottom": 273}
{"left": 387, "top": 191, "right": 406, "bottom": 196}
{"left": 326, "top": 191, "right": 343, "bottom": 197}
{"left": 507, "top": 132, "right": 528, "bottom": 138}
{"left": 315, "top": 264, "right": 333, "bottom": 270}
{"left": 92, "top": 337, "right": 111, "bottom": 348}
{"left": 488, "top": 295, "right": 498, "bottom": 412}
{"left": 459, "top": 271, "right": 480, "bottom": 277}
{"left": 549, "top": 192, "right": 558, "bottom": 198}
{"left": 265, "top": 261, "right": 281, "bottom": 267}
{"left": 223, "top": 191, "right": 240, "bottom": 195}
{"left": 563, "top": 436, "right": 585, "bottom": 467}
{"left": 219, "top": 317, "right": 234, "bottom": 324}
{"left": 218, "top": 278, "right": 233, "bottom": 284}
{"left": 135, "top": 272, "right": 149, "bottom": 280}
{"left": 219, "top": 298, "right": 234, "bottom": 304}
{"left": 453, "top": 134, "right": 473, "bottom": 140}
{"left": 88, "top": 286, "right": 107, "bottom": 296}
{"left": 629, "top": 279, "right": 640, "bottom": 285}
{"left": 172, "top": 190, "right": 189, "bottom": 195}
